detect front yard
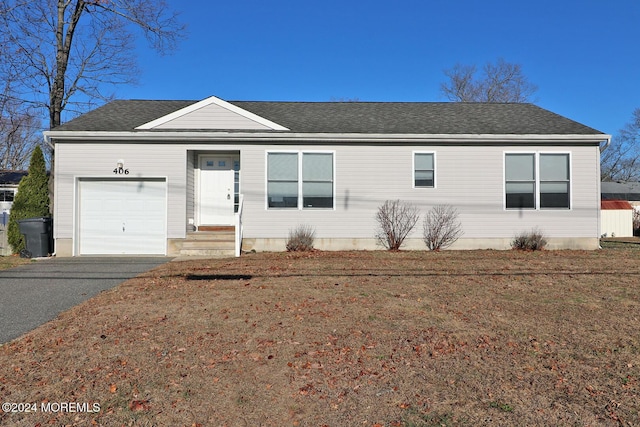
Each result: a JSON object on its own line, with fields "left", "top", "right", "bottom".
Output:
{"left": 0, "top": 248, "right": 638, "bottom": 426}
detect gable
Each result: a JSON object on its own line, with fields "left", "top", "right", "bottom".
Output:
{"left": 135, "top": 96, "right": 289, "bottom": 131}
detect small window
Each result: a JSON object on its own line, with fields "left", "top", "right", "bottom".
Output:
{"left": 414, "top": 153, "right": 435, "bottom": 188}
{"left": 0, "top": 190, "right": 14, "bottom": 202}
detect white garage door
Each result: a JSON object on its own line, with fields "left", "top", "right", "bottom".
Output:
{"left": 78, "top": 178, "right": 167, "bottom": 255}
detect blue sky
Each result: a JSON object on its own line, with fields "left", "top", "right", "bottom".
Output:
{"left": 120, "top": 0, "right": 640, "bottom": 137}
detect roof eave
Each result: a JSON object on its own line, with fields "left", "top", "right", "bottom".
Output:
{"left": 43, "top": 130, "right": 611, "bottom": 144}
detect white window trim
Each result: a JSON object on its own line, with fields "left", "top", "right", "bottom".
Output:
{"left": 503, "top": 151, "right": 572, "bottom": 211}
{"left": 265, "top": 150, "right": 336, "bottom": 210}
{"left": 412, "top": 151, "right": 436, "bottom": 189}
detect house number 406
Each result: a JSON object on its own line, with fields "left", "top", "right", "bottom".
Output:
{"left": 113, "top": 167, "right": 129, "bottom": 175}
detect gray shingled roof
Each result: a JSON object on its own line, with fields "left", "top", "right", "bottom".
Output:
{"left": 53, "top": 99, "right": 605, "bottom": 135}
{"left": 0, "top": 170, "right": 27, "bottom": 185}
{"left": 601, "top": 181, "right": 640, "bottom": 201}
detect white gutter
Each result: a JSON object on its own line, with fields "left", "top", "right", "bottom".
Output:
{"left": 599, "top": 135, "right": 612, "bottom": 153}
{"left": 43, "top": 130, "right": 612, "bottom": 145}
{"left": 43, "top": 133, "right": 54, "bottom": 149}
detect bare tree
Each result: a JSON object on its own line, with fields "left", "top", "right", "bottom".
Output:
{"left": 0, "top": 0, "right": 186, "bottom": 130}
{"left": 329, "top": 97, "right": 361, "bottom": 102}
{"left": 601, "top": 108, "right": 640, "bottom": 182}
{"left": 440, "top": 58, "right": 538, "bottom": 103}
{"left": 0, "top": 97, "right": 43, "bottom": 170}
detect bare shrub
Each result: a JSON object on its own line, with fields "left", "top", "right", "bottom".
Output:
{"left": 511, "top": 228, "right": 547, "bottom": 251}
{"left": 422, "top": 205, "right": 463, "bottom": 251}
{"left": 286, "top": 225, "right": 316, "bottom": 252}
{"left": 375, "top": 200, "right": 420, "bottom": 250}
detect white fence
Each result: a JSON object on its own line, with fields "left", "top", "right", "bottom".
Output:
{"left": 0, "top": 223, "right": 9, "bottom": 256}
{"left": 601, "top": 209, "right": 634, "bottom": 238}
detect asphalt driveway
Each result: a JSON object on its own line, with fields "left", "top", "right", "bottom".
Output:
{"left": 0, "top": 257, "right": 171, "bottom": 344}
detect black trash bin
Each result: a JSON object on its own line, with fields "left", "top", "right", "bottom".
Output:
{"left": 18, "top": 217, "right": 53, "bottom": 258}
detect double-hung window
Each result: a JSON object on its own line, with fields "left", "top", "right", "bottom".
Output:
{"left": 267, "top": 153, "right": 299, "bottom": 208}
{"left": 505, "top": 153, "right": 536, "bottom": 209}
{"left": 505, "top": 152, "right": 570, "bottom": 210}
{"left": 414, "top": 152, "right": 435, "bottom": 188}
{"left": 267, "top": 152, "right": 334, "bottom": 209}
{"left": 539, "top": 154, "right": 570, "bottom": 208}
{"left": 302, "top": 153, "right": 334, "bottom": 208}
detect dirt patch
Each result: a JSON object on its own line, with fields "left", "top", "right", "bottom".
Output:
{"left": 0, "top": 249, "right": 639, "bottom": 426}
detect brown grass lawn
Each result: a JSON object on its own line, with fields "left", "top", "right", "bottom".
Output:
{"left": 0, "top": 247, "right": 639, "bottom": 426}
{"left": 0, "top": 256, "right": 29, "bottom": 271}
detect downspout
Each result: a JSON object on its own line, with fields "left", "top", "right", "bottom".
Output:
{"left": 599, "top": 135, "right": 611, "bottom": 153}
{"left": 43, "top": 133, "right": 54, "bottom": 150}
{"left": 43, "top": 133, "right": 56, "bottom": 256}
{"left": 597, "top": 136, "right": 612, "bottom": 249}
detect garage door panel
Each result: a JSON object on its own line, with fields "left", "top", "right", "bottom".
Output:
{"left": 78, "top": 179, "right": 167, "bottom": 255}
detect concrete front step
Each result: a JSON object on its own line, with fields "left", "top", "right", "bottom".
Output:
{"left": 186, "top": 232, "right": 235, "bottom": 241}
{"left": 179, "top": 248, "right": 235, "bottom": 257}
{"left": 179, "top": 231, "right": 236, "bottom": 257}
{"left": 181, "top": 241, "right": 234, "bottom": 250}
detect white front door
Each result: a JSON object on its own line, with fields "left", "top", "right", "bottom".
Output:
{"left": 199, "top": 156, "right": 235, "bottom": 225}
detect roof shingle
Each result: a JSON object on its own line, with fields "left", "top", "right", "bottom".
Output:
{"left": 53, "top": 99, "right": 605, "bottom": 135}
{"left": 0, "top": 170, "right": 27, "bottom": 185}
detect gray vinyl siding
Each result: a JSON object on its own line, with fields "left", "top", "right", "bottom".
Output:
{"left": 240, "top": 143, "right": 600, "bottom": 241}
{"left": 53, "top": 140, "right": 600, "bottom": 246}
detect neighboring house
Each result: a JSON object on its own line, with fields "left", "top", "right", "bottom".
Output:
{"left": 601, "top": 181, "right": 640, "bottom": 206}
{"left": 0, "top": 170, "right": 27, "bottom": 256}
{"left": 601, "top": 181, "right": 640, "bottom": 236}
{"left": 43, "top": 96, "right": 610, "bottom": 257}
{"left": 0, "top": 170, "right": 27, "bottom": 225}
{"left": 600, "top": 200, "right": 634, "bottom": 238}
